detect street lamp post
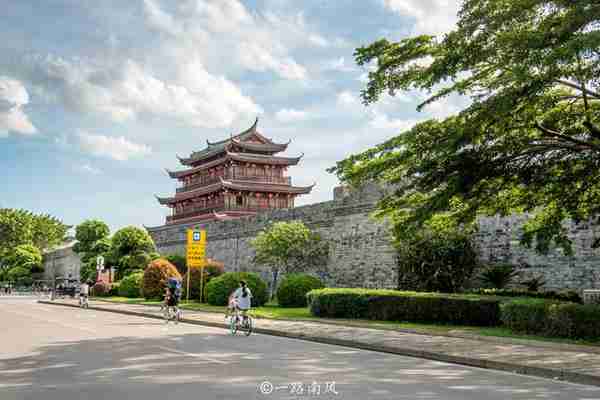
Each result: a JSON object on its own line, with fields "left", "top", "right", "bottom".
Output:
{"left": 50, "top": 253, "right": 56, "bottom": 301}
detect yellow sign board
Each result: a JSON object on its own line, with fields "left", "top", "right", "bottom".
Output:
{"left": 187, "top": 229, "right": 207, "bottom": 267}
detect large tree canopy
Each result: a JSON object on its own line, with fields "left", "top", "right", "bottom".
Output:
{"left": 331, "top": 0, "right": 600, "bottom": 254}
{"left": 0, "top": 209, "right": 68, "bottom": 263}
{"left": 73, "top": 220, "right": 110, "bottom": 255}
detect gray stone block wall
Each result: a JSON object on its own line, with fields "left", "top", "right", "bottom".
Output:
{"left": 148, "top": 183, "right": 600, "bottom": 292}
{"left": 148, "top": 183, "right": 398, "bottom": 289}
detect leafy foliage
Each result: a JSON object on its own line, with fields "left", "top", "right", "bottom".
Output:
{"left": 331, "top": 0, "right": 600, "bottom": 254}
{"left": 501, "top": 299, "right": 600, "bottom": 339}
{"left": 6, "top": 266, "right": 33, "bottom": 284}
{"left": 182, "top": 263, "right": 224, "bottom": 302}
{"left": 251, "top": 221, "right": 329, "bottom": 298}
{"left": 479, "top": 264, "right": 520, "bottom": 289}
{"left": 110, "top": 227, "right": 156, "bottom": 279}
{"left": 396, "top": 224, "right": 479, "bottom": 292}
{"left": 73, "top": 220, "right": 110, "bottom": 255}
{"left": 3, "top": 244, "right": 43, "bottom": 273}
{"left": 165, "top": 254, "right": 187, "bottom": 276}
{"left": 307, "top": 288, "right": 501, "bottom": 326}
{"left": 141, "top": 258, "right": 181, "bottom": 300}
{"left": 276, "top": 274, "right": 324, "bottom": 307}
{"left": 205, "top": 272, "right": 268, "bottom": 307}
{"left": 468, "top": 288, "right": 582, "bottom": 304}
{"left": 118, "top": 272, "right": 144, "bottom": 298}
{"left": 0, "top": 209, "right": 68, "bottom": 265}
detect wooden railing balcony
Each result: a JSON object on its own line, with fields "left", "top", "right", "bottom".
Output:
{"left": 176, "top": 173, "right": 291, "bottom": 193}
{"left": 167, "top": 203, "right": 288, "bottom": 223}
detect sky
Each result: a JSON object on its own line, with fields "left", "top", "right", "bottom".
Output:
{"left": 0, "top": 0, "right": 464, "bottom": 232}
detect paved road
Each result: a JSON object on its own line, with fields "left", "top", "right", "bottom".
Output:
{"left": 1, "top": 298, "right": 600, "bottom": 400}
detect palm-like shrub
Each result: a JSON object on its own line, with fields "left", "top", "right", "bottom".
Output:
{"left": 479, "top": 264, "right": 520, "bottom": 289}
{"left": 142, "top": 258, "right": 181, "bottom": 300}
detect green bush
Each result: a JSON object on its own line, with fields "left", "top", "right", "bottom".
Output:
{"left": 92, "top": 281, "right": 111, "bottom": 297}
{"left": 500, "top": 298, "right": 552, "bottom": 333}
{"left": 307, "top": 288, "right": 501, "bottom": 326}
{"left": 118, "top": 272, "right": 143, "bottom": 298}
{"left": 276, "top": 274, "right": 324, "bottom": 307}
{"left": 205, "top": 272, "right": 268, "bottom": 307}
{"left": 502, "top": 299, "right": 600, "bottom": 339}
{"left": 109, "top": 282, "right": 120, "bottom": 296}
{"left": 142, "top": 258, "right": 181, "bottom": 300}
{"left": 469, "top": 288, "right": 582, "bottom": 303}
{"left": 396, "top": 228, "right": 479, "bottom": 293}
{"left": 182, "top": 264, "right": 224, "bottom": 301}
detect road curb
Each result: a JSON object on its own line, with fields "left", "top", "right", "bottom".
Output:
{"left": 38, "top": 300, "right": 600, "bottom": 387}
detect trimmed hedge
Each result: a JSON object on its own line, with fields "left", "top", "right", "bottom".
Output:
{"left": 307, "top": 288, "right": 501, "bottom": 326}
{"left": 205, "top": 272, "right": 268, "bottom": 307}
{"left": 118, "top": 272, "right": 143, "bottom": 298}
{"left": 142, "top": 258, "right": 181, "bottom": 300}
{"left": 92, "top": 281, "right": 111, "bottom": 297}
{"left": 469, "top": 288, "right": 582, "bottom": 303}
{"left": 277, "top": 274, "right": 324, "bottom": 307}
{"left": 182, "top": 264, "right": 224, "bottom": 301}
{"left": 501, "top": 299, "right": 600, "bottom": 339}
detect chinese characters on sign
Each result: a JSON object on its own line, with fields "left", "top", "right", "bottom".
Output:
{"left": 186, "top": 229, "right": 206, "bottom": 267}
{"left": 258, "top": 381, "right": 338, "bottom": 396}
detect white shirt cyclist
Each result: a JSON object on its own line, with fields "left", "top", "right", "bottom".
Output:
{"left": 232, "top": 287, "right": 252, "bottom": 310}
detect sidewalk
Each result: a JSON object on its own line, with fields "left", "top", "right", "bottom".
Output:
{"left": 40, "top": 298, "right": 600, "bottom": 387}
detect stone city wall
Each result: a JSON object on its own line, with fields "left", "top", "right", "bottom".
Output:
{"left": 148, "top": 184, "right": 600, "bottom": 292}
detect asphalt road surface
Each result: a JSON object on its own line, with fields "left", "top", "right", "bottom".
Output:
{"left": 1, "top": 297, "right": 600, "bottom": 400}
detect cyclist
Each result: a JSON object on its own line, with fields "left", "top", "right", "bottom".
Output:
{"left": 164, "top": 278, "right": 181, "bottom": 320}
{"left": 79, "top": 280, "right": 90, "bottom": 306}
{"left": 231, "top": 280, "right": 252, "bottom": 321}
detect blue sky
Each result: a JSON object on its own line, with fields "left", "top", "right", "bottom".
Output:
{"left": 0, "top": 0, "right": 463, "bottom": 232}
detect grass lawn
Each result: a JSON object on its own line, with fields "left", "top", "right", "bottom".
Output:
{"left": 93, "top": 296, "right": 600, "bottom": 347}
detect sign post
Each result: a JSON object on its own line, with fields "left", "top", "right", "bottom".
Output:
{"left": 186, "top": 230, "right": 207, "bottom": 302}
{"left": 96, "top": 255, "right": 105, "bottom": 283}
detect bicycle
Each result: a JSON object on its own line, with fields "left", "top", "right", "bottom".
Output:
{"left": 163, "top": 305, "right": 182, "bottom": 324}
{"left": 79, "top": 295, "right": 89, "bottom": 309}
{"left": 229, "top": 307, "right": 253, "bottom": 336}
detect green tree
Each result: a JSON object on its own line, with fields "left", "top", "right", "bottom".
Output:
{"left": 331, "top": 0, "right": 600, "bottom": 254}
{"left": 7, "top": 266, "right": 32, "bottom": 284}
{"left": 0, "top": 209, "right": 68, "bottom": 261}
{"left": 251, "top": 221, "right": 329, "bottom": 298}
{"left": 110, "top": 227, "right": 156, "bottom": 278}
{"left": 4, "top": 244, "right": 43, "bottom": 273}
{"left": 73, "top": 220, "right": 110, "bottom": 255}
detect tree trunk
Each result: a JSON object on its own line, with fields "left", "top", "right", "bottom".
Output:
{"left": 270, "top": 268, "right": 280, "bottom": 300}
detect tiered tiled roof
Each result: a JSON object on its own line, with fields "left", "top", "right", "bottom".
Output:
{"left": 177, "top": 118, "right": 289, "bottom": 166}
{"left": 166, "top": 152, "right": 303, "bottom": 179}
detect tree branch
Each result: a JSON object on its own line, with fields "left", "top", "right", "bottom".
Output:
{"left": 555, "top": 79, "right": 600, "bottom": 99}
{"left": 534, "top": 122, "right": 600, "bottom": 151}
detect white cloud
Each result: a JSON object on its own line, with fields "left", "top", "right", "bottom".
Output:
{"left": 30, "top": 54, "right": 260, "bottom": 128}
{"left": 368, "top": 110, "right": 417, "bottom": 131}
{"left": 382, "top": 0, "right": 459, "bottom": 35}
{"left": 78, "top": 131, "right": 152, "bottom": 161}
{"left": 142, "top": 0, "right": 315, "bottom": 81}
{"left": 337, "top": 90, "right": 360, "bottom": 106}
{"left": 0, "top": 77, "right": 37, "bottom": 137}
{"left": 323, "top": 57, "right": 355, "bottom": 72}
{"left": 275, "top": 108, "right": 312, "bottom": 123}
{"left": 81, "top": 164, "right": 102, "bottom": 175}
